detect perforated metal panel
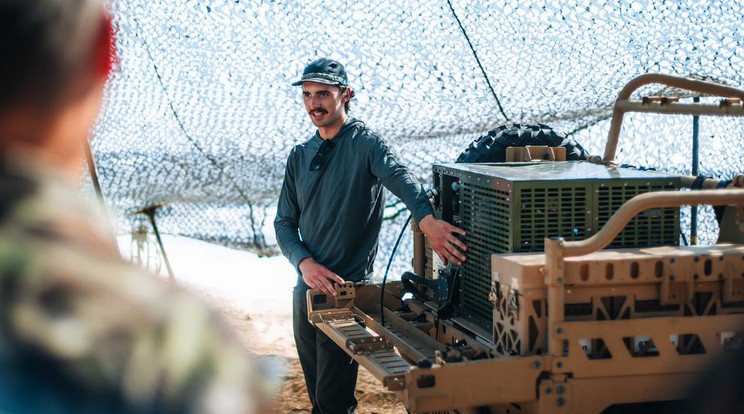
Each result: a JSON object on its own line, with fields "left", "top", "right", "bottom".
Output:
{"left": 432, "top": 162, "right": 680, "bottom": 330}
{"left": 597, "top": 182, "right": 680, "bottom": 248}
{"left": 459, "top": 181, "right": 511, "bottom": 326}
{"left": 516, "top": 184, "right": 591, "bottom": 252}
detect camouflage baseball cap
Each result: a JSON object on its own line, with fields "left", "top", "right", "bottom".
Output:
{"left": 291, "top": 58, "right": 348, "bottom": 87}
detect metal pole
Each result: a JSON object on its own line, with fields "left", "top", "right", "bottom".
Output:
{"left": 691, "top": 96, "right": 700, "bottom": 245}
{"left": 141, "top": 205, "right": 176, "bottom": 282}
{"left": 84, "top": 139, "right": 105, "bottom": 202}
{"left": 545, "top": 237, "right": 565, "bottom": 358}
{"left": 84, "top": 138, "right": 118, "bottom": 248}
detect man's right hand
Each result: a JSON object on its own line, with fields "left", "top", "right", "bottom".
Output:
{"left": 418, "top": 214, "right": 467, "bottom": 266}
{"left": 298, "top": 257, "right": 345, "bottom": 297}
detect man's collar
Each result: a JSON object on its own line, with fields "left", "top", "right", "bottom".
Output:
{"left": 315, "top": 117, "right": 358, "bottom": 142}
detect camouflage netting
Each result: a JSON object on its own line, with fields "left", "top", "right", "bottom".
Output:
{"left": 92, "top": 0, "right": 744, "bottom": 279}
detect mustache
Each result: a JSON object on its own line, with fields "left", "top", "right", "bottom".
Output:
{"left": 309, "top": 108, "right": 327, "bottom": 114}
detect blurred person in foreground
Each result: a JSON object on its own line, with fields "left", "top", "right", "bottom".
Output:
{"left": 275, "top": 58, "right": 467, "bottom": 414}
{"left": 0, "top": 1, "right": 272, "bottom": 413}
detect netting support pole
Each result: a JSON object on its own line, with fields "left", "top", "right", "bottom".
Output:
{"left": 84, "top": 138, "right": 105, "bottom": 204}
{"left": 691, "top": 96, "right": 700, "bottom": 245}
{"left": 141, "top": 206, "right": 176, "bottom": 282}
{"left": 84, "top": 138, "right": 118, "bottom": 248}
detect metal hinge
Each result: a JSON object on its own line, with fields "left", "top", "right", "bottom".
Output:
{"left": 346, "top": 336, "right": 394, "bottom": 355}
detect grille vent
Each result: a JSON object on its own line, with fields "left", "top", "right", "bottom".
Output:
{"left": 597, "top": 183, "right": 679, "bottom": 248}
{"left": 460, "top": 182, "right": 510, "bottom": 327}
{"left": 517, "top": 185, "right": 589, "bottom": 252}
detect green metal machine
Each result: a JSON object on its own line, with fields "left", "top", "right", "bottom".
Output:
{"left": 431, "top": 162, "right": 680, "bottom": 331}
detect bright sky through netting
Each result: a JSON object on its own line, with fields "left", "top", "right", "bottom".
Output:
{"left": 93, "top": 0, "right": 744, "bottom": 277}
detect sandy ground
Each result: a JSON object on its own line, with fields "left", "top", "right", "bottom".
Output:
{"left": 123, "top": 235, "right": 407, "bottom": 412}
{"left": 196, "top": 289, "right": 407, "bottom": 414}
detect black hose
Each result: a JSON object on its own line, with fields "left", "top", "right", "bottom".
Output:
{"left": 380, "top": 214, "right": 412, "bottom": 327}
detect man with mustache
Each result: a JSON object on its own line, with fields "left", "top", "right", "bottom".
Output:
{"left": 275, "top": 58, "right": 468, "bottom": 414}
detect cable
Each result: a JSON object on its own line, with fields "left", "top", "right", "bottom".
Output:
{"left": 126, "top": 4, "right": 264, "bottom": 247}
{"left": 380, "top": 214, "right": 412, "bottom": 327}
{"left": 383, "top": 205, "right": 411, "bottom": 221}
{"left": 445, "top": 0, "right": 510, "bottom": 122}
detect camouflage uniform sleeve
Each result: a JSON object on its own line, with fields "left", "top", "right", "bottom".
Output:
{"left": 0, "top": 171, "right": 274, "bottom": 414}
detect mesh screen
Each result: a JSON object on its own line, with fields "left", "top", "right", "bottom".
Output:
{"left": 93, "top": 0, "right": 744, "bottom": 279}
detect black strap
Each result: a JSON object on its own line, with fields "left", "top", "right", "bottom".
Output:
{"left": 713, "top": 179, "right": 733, "bottom": 224}
{"left": 619, "top": 163, "right": 656, "bottom": 171}
{"left": 303, "top": 146, "right": 337, "bottom": 204}
{"left": 691, "top": 175, "right": 708, "bottom": 190}
{"left": 300, "top": 122, "right": 358, "bottom": 207}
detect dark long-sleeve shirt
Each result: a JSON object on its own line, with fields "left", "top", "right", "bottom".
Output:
{"left": 274, "top": 118, "right": 434, "bottom": 283}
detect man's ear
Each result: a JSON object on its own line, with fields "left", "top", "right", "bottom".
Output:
{"left": 95, "top": 13, "right": 117, "bottom": 79}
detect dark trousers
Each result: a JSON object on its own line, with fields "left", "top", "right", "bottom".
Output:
{"left": 293, "top": 284, "right": 359, "bottom": 414}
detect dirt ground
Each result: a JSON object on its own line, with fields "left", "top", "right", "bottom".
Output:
{"left": 196, "top": 289, "right": 407, "bottom": 414}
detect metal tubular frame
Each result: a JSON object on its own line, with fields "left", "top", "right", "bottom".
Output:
{"left": 604, "top": 73, "right": 744, "bottom": 163}
{"left": 546, "top": 189, "right": 744, "bottom": 359}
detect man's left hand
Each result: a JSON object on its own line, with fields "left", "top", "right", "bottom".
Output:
{"left": 418, "top": 214, "right": 467, "bottom": 266}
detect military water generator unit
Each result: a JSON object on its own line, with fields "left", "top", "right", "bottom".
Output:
{"left": 428, "top": 161, "right": 680, "bottom": 331}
